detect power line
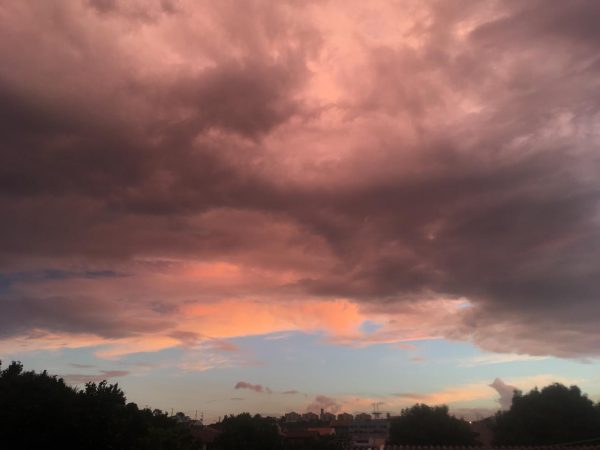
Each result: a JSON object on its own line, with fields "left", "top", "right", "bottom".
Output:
{"left": 548, "top": 436, "right": 600, "bottom": 447}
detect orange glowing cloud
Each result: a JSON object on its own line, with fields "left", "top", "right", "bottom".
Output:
{"left": 179, "top": 298, "right": 365, "bottom": 340}
{"left": 2, "top": 254, "right": 473, "bottom": 364}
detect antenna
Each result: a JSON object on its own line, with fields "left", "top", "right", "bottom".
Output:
{"left": 372, "top": 402, "right": 384, "bottom": 419}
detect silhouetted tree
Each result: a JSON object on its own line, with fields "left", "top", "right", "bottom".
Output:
{"left": 215, "top": 413, "right": 283, "bottom": 450}
{"left": 493, "top": 383, "right": 600, "bottom": 445}
{"left": 389, "top": 404, "right": 477, "bottom": 445}
{"left": 284, "top": 435, "right": 346, "bottom": 450}
{"left": 0, "top": 360, "right": 200, "bottom": 450}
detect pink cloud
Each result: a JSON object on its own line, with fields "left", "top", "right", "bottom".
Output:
{"left": 306, "top": 395, "right": 341, "bottom": 414}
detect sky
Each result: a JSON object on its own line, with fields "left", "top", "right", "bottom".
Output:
{"left": 1, "top": 0, "right": 600, "bottom": 423}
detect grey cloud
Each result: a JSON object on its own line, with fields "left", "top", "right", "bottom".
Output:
{"left": 167, "top": 58, "right": 307, "bottom": 138}
{"left": 489, "top": 378, "right": 518, "bottom": 410}
{"left": 63, "top": 370, "right": 130, "bottom": 385}
{"left": 69, "top": 363, "right": 96, "bottom": 369}
{"left": 87, "top": 0, "right": 116, "bottom": 14}
{"left": 0, "top": 295, "right": 173, "bottom": 339}
{"left": 234, "top": 381, "right": 271, "bottom": 394}
{"left": 471, "top": 1, "right": 600, "bottom": 49}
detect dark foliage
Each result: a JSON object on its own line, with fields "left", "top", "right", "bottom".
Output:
{"left": 389, "top": 404, "right": 477, "bottom": 445}
{"left": 493, "top": 383, "right": 600, "bottom": 445}
{"left": 0, "top": 361, "right": 200, "bottom": 450}
{"left": 214, "top": 413, "right": 283, "bottom": 450}
{"left": 284, "top": 435, "right": 345, "bottom": 450}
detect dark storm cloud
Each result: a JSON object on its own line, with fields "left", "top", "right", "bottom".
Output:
{"left": 280, "top": 0, "right": 600, "bottom": 356}
{"left": 1, "top": 0, "right": 600, "bottom": 358}
{"left": 471, "top": 0, "right": 600, "bottom": 49}
{"left": 0, "top": 270, "right": 124, "bottom": 286}
{"left": 167, "top": 59, "right": 306, "bottom": 138}
{"left": 0, "top": 295, "right": 172, "bottom": 339}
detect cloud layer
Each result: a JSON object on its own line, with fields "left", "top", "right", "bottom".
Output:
{"left": 1, "top": 0, "right": 600, "bottom": 362}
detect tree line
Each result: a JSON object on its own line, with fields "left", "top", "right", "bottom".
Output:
{"left": 389, "top": 383, "right": 600, "bottom": 446}
{"left": 0, "top": 361, "right": 200, "bottom": 450}
{"left": 2, "top": 361, "right": 600, "bottom": 449}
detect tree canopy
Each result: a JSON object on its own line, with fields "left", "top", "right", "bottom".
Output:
{"left": 493, "top": 383, "right": 600, "bottom": 445}
{"left": 0, "top": 361, "right": 200, "bottom": 450}
{"left": 389, "top": 404, "right": 477, "bottom": 445}
{"left": 215, "top": 413, "right": 283, "bottom": 450}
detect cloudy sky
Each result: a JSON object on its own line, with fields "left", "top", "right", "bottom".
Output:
{"left": 2, "top": 0, "right": 600, "bottom": 421}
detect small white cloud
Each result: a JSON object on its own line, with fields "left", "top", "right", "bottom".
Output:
{"left": 461, "top": 353, "right": 548, "bottom": 367}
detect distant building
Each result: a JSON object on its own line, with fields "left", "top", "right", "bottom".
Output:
{"left": 349, "top": 418, "right": 389, "bottom": 450}
{"left": 331, "top": 419, "right": 352, "bottom": 437}
{"left": 302, "top": 412, "right": 319, "bottom": 422}
{"left": 349, "top": 435, "right": 386, "bottom": 450}
{"left": 282, "top": 429, "right": 320, "bottom": 447}
{"left": 308, "top": 427, "right": 336, "bottom": 436}
{"left": 354, "top": 413, "right": 372, "bottom": 421}
{"left": 337, "top": 412, "right": 353, "bottom": 421}
{"left": 284, "top": 411, "right": 302, "bottom": 423}
{"left": 320, "top": 411, "right": 336, "bottom": 422}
